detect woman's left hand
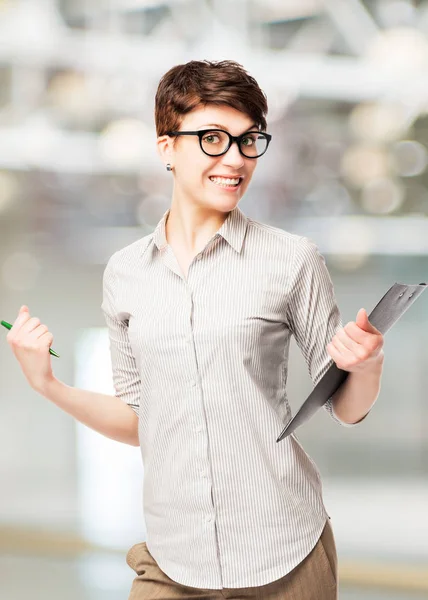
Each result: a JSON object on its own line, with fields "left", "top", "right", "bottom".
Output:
{"left": 326, "top": 308, "right": 384, "bottom": 373}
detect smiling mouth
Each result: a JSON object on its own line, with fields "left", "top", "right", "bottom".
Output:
{"left": 209, "top": 176, "right": 243, "bottom": 188}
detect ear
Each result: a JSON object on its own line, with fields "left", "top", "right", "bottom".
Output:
{"left": 157, "top": 135, "right": 174, "bottom": 168}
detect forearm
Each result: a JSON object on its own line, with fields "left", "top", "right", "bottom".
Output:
{"left": 331, "top": 354, "right": 384, "bottom": 425}
{"left": 36, "top": 377, "right": 139, "bottom": 446}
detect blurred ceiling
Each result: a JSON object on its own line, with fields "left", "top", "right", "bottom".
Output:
{"left": 1, "top": 0, "right": 428, "bottom": 172}
{"left": 1, "top": 0, "right": 428, "bottom": 264}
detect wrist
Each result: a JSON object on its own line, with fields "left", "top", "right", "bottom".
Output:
{"left": 34, "top": 375, "right": 61, "bottom": 398}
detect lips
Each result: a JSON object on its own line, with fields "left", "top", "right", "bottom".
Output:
{"left": 209, "top": 175, "right": 243, "bottom": 180}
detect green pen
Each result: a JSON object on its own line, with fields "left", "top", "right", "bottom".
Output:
{"left": 1, "top": 320, "right": 60, "bottom": 358}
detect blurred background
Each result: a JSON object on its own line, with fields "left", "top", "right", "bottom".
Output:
{"left": 0, "top": 0, "right": 428, "bottom": 598}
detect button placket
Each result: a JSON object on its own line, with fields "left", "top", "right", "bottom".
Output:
{"left": 183, "top": 282, "right": 216, "bottom": 532}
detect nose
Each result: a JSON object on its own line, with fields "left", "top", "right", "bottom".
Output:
{"left": 221, "top": 141, "right": 245, "bottom": 169}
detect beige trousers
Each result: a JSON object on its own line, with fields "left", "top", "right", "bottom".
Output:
{"left": 126, "top": 519, "right": 338, "bottom": 600}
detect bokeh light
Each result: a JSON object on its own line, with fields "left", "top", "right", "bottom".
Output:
{"left": 341, "top": 144, "right": 389, "bottom": 188}
{"left": 99, "top": 119, "right": 154, "bottom": 170}
{"left": 0, "top": 171, "right": 19, "bottom": 214}
{"left": 361, "top": 177, "right": 405, "bottom": 214}
{"left": 349, "top": 103, "right": 408, "bottom": 143}
{"left": 366, "top": 27, "right": 428, "bottom": 71}
{"left": 390, "top": 140, "right": 428, "bottom": 177}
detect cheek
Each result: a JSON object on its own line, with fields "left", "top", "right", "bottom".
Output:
{"left": 179, "top": 161, "right": 210, "bottom": 188}
{"left": 202, "top": 160, "right": 223, "bottom": 183}
{"left": 176, "top": 145, "right": 212, "bottom": 176}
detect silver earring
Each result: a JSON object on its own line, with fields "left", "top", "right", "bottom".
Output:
{"left": 166, "top": 164, "right": 172, "bottom": 171}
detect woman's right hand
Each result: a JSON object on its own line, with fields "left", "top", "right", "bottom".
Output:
{"left": 7, "top": 305, "right": 55, "bottom": 393}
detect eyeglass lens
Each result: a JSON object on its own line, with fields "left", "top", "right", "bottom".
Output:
{"left": 201, "top": 130, "right": 268, "bottom": 157}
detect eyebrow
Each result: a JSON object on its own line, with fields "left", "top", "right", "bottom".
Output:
{"left": 197, "top": 123, "right": 259, "bottom": 132}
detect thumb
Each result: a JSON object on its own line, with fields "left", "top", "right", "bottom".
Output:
{"left": 20, "top": 305, "right": 29, "bottom": 312}
{"left": 356, "top": 308, "right": 378, "bottom": 333}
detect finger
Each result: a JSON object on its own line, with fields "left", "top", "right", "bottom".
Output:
{"left": 39, "top": 331, "right": 54, "bottom": 348}
{"left": 9, "top": 306, "right": 31, "bottom": 336}
{"left": 19, "top": 317, "right": 42, "bottom": 336}
{"left": 344, "top": 321, "right": 376, "bottom": 344}
{"left": 327, "top": 341, "right": 343, "bottom": 365}
{"left": 346, "top": 322, "right": 383, "bottom": 355}
{"left": 335, "top": 328, "right": 367, "bottom": 359}
{"left": 330, "top": 336, "right": 354, "bottom": 361}
{"left": 357, "top": 308, "right": 381, "bottom": 335}
{"left": 28, "top": 324, "right": 49, "bottom": 340}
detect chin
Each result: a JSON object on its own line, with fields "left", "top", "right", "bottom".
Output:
{"left": 208, "top": 190, "right": 243, "bottom": 206}
{"left": 211, "top": 198, "right": 241, "bottom": 212}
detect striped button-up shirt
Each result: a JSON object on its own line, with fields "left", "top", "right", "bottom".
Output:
{"left": 101, "top": 206, "right": 359, "bottom": 589}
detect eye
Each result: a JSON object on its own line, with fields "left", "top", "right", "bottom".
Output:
{"left": 241, "top": 135, "right": 256, "bottom": 146}
{"left": 203, "top": 134, "right": 221, "bottom": 144}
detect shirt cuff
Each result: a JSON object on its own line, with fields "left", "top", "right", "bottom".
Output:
{"left": 324, "top": 397, "right": 370, "bottom": 427}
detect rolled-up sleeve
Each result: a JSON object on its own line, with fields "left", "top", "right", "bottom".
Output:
{"left": 286, "top": 236, "right": 366, "bottom": 427}
{"left": 101, "top": 257, "right": 141, "bottom": 416}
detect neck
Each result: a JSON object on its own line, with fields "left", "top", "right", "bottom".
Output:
{"left": 165, "top": 196, "right": 232, "bottom": 255}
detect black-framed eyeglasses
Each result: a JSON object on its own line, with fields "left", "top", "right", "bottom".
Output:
{"left": 166, "top": 128, "right": 272, "bottom": 159}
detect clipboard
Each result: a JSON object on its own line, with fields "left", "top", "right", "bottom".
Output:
{"left": 277, "top": 282, "right": 428, "bottom": 442}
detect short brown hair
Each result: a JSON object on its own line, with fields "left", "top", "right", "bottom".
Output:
{"left": 154, "top": 60, "right": 268, "bottom": 136}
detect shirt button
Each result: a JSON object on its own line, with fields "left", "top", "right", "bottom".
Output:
{"left": 205, "top": 515, "right": 213, "bottom": 523}
{"left": 195, "top": 426, "right": 203, "bottom": 433}
{"left": 190, "top": 380, "right": 197, "bottom": 387}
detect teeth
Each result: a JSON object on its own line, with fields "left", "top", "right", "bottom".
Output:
{"left": 209, "top": 176, "right": 240, "bottom": 186}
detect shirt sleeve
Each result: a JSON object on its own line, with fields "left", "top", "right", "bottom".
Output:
{"left": 101, "top": 257, "right": 141, "bottom": 416}
{"left": 286, "top": 236, "right": 369, "bottom": 427}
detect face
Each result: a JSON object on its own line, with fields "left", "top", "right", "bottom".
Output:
{"left": 157, "top": 104, "right": 260, "bottom": 214}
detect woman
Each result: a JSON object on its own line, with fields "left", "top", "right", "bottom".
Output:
{"left": 7, "top": 60, "right": 384, "bottom": 600}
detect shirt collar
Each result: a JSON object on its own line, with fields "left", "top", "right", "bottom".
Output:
{"left": 152, "top": 206, "right": 248, "bottom": 255}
